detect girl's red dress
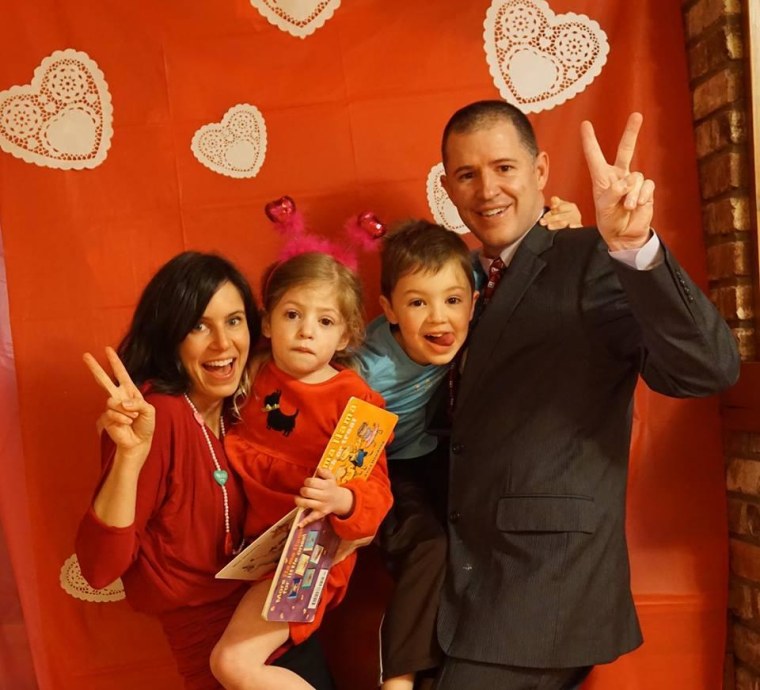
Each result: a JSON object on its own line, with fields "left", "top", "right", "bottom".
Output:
{"left": 225, "top": 361, "right": 393, "bottom": 643}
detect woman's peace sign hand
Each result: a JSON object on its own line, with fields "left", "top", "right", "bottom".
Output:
{"left": 83, "top": 347, "right": 155, "bottom": 459}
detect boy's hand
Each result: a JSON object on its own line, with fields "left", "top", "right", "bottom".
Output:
{"left": 333, "top": 535, "right": 375, "bottom": 565}
{"left": 539, "top": 196, "right": 583, "bottom": 230}
{"left": 296, "top": 467, "right": 355, "bottom": 528}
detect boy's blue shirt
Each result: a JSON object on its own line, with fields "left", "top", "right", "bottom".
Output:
{"left": 355, "top": 315, "right": 447, "bottom": 460}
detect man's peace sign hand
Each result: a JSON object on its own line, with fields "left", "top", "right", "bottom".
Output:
{"left": 581, "top": 112, "right": 655, "bottom": 251}
{"left": 83, "top": 347, "right": 155, "bottom": 459}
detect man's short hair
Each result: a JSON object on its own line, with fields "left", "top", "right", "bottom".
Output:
{"left": 441, "top": 100, "right": 539, "bottom": 164}
{"left": 380, "top": 219, "right": 475, "bottom": 298}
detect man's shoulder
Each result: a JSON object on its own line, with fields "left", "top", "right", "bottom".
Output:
{"left": 531, "top": 225, "right": 606, "bottom": 260}
{"left": 546, "top": 225, "right": 600, "bottom": 246}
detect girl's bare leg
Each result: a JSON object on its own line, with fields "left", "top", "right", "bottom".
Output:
{"left": 210, "top": 580, "right": 315, "bottom": 690}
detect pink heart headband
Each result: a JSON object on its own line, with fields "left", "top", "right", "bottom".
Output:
{"left": 264, "top": 196, "right": 386, "bottom": 271}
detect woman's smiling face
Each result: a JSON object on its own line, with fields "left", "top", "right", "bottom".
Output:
{"left": 179, "top": 281, "right": 251, "bottom": 412}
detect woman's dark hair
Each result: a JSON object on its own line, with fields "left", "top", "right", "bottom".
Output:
{"left": 117, "top": 251, "right": 260, "bottom": 396}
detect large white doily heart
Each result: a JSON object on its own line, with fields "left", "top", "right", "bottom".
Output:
{"left": 59, "top": 554, "right": 125, "bottom": 603}
{"left": 191, "top": 104, "right": 268, "bottom": 179}
{"left": 0, "top": 49, "right": 113, "bottom": 170}
{"left": 426, "top": 163, "right": 468, "bottom": 235}
{"left": 484, "top": 0, "right": 609, "bottom": 113}
{"left": 250, "top": 0, "right": 341, "bottom": 39}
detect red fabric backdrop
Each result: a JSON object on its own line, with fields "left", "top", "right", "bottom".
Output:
{"left": 0, "top": 1, "right": 728, "bottom": 688}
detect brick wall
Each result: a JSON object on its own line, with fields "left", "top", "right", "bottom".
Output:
{"left": 682, "top": 0, "right": 759, "bottom": 687}
{"left": 683, "top": 0, "right": 755, "bottom": 358}
{"left": 726, "top": 432, "right": 760, "bottom": 690}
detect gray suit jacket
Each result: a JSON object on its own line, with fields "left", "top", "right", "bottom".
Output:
{"left": 437, "top": 224, "right": 739, "bottom": 668}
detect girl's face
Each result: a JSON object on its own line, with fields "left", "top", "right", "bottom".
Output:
{"left": 263, "top": 280, "right": 350, "bottom": 384}
{"left": 179, "top": 281, "right": 250, "bottom": 412}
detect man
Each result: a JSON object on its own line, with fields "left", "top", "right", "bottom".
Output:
{"left": 433, "top": 101, "right": 739, "bottom": 689}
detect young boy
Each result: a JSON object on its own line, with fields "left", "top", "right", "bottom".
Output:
{"left": 355, "top": 220, "right": 476, "bottom": 690}
{"left": 356, "top": 198, "right": 582, "bottom": 690}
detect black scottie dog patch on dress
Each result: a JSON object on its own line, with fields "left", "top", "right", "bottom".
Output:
{"left": 262, "top": 389, "right": 299, "bottom": 437}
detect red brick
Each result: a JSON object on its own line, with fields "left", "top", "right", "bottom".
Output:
{"left": 688, "top": 22, "right": 744, "bottom": 81}
{"left": 728, "top": 461, "right": 760, "bottom": 497}
{"left": 695, "top": 108, "right": 746, "bottom": 158}
{"left": 710, "top": 284, "right": 754, "bottom": 321}
{"left": 707, "top": 240, "right": 752, "bottom": 280}
{"left": 736, "top": 432, "right": 760, "bottom": 456}
{"left": 702, "top": 196, "right": 751, "bottom": 235}
{"left": 727, "top": 433, "right": 752, "bottom": 457}
{"left": 732, "top": 434, "right": 760, "bottom": 457}
{"left": 693, "top": 68, "right": 744, "bottom": 120}
{"left": 728, "top": 497, "right": 760, "bottom": 540}
{"left": 699, "top": 151, "right": 747, "bottom": 198}
{"left": 686, "top": 0, "right": 741, "bottom": 39}
{"left": 736, "top": 664, "right": 760, "bottom": 690}
{"left": 731, "top": 578, "right": 753, "bottom": 619}
{"left": 731, "top": 539, "right": 760, "bottom": 581}
{"left": 747, "top": 434, "right": 760, "bottom": 456}
{"left": 735, "top": 328, "right": 757, "bottom": 361}
{"left": 734, "top": 622, "right": 760, "bottom": 669}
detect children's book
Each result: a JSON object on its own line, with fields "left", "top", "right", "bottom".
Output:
{"left": 215, "top": 507, "right": 299, "bottom": 581}
{"left": 215, "top": 396, "right": 397, "bottom": 623}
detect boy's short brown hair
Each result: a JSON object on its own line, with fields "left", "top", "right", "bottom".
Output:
{"left": 380, "top": 220, "right": 475, "bottom": 298}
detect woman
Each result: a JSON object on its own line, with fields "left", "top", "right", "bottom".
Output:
{"left": 75, "top": 251, "right": 335, "bottom": 690}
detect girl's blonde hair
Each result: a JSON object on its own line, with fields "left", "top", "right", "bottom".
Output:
{"left": 261, "top": 252, "right": 365, "bottom": 363}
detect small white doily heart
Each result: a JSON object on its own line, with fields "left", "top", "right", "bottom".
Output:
{"left": 484, "top": 0, "right": 609, "bottom": 113}
{"left": 59, "top": 554, "right": 125, "bottom": 603}
{"left": 426, "top": 163, "right": 468, "bottom": 235}
{"left": 191, "top": 104, "right": 268, "bottom": 179}
{"left": 0, "top": 49, "right": 113, "bottom": 170}
{"left": 250, "top": 0, "right": 341, "bottom": 39}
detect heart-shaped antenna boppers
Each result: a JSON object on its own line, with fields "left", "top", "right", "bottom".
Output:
{"left": 358, "top": 211, "right": 387, "bottom": 239}
{"left": 265, "top": 195, "right": 296, "bottom": 224}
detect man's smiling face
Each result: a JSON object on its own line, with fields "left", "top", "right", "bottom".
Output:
{"left": 441, "top": 119, "right": 549, "bottom": 257}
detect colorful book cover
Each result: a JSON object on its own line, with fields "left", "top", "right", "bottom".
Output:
{"left": 263, "top": 510, "right": 340, "bottom": 623}
{"left": 262, "top": 396, "right": 397, "bottom": 622}
{"left": 215, "top": 396, "right": 397, "bottom": 622}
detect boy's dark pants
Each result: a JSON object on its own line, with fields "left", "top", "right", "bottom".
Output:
{"left": 380, "top": 449, "right": 448, "bottom": 682}
{"left": 273, "top": 634, "right": 336, "bottom": 690}
{"left": 433, "top": 659, "right": 592, "bottom": 690}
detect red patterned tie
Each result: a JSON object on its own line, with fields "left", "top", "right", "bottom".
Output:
{"left": 448, "top": 256, "right": 506, "bottom": 414}
{"left": 481, "top": 256, "right": 506, "bottom": 306}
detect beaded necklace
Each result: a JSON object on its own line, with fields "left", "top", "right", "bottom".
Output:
{"left": 183, "top": 394, "right": 233, "bottom": 556}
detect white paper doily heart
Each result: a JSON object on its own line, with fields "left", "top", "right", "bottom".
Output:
{"left": 0, "top": 49, "right": 113, "bottom": 170}
{"left": 191, "top": 104, "right": 268, "bottom": 179}
{"left": 59, "top": 554, "right": 125, "bottom": 603}
{"left": 250, "top": 0, "right": 341, "bottom": 39}
{"left": 484, "top": 0, "right": 609, "bottom": 113}
{"left": 426, "top": 163, "right": 468, "bottom": 235}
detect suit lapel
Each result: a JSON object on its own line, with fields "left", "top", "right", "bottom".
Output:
{"left": 457, "top": 225, "right": 553, "bottom": 412}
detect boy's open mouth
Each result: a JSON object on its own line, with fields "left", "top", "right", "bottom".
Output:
{"left": 425, "top": 333, "right": 455, "bottom": 347}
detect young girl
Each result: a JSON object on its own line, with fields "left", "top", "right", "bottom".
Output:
{"left": 211, "top": 251, "right": 393, "bottom": 690}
